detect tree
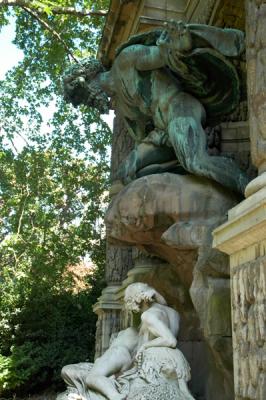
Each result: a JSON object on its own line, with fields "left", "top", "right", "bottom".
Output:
{"left": 0, "top": 0, "right": 111, "bottom": 395}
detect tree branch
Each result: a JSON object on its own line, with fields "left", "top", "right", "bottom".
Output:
{"left": 22, "top": 5, "right": 80, "bottom": 64}
{"left": 0, "top": 1, "right": 108, "bottom": 17}
{"left": 17, "top": 191, "right": 28, "bottom": 235}
{"left": 9, "top": 136, "right": 18, "bottom": 154}
{"left": 0, "top": 1, "right": 108, "bottom": 62}
{"left": 15, "top": 130, "right": 30, "bottom": 146}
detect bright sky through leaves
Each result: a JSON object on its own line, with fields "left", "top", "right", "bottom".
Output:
{"left": 0, "top": 17, "right": 114, "bottom": 150}
{"left": 0, "top": 17, "right": 23, "bottom": 79}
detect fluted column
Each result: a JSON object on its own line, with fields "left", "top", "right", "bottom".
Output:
{"left": 93, "top": 111, "right": 134, "bottom": 357}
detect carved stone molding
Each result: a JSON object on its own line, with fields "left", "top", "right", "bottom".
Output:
{"left": 187, "top": 0, "right": 219, "bottom": 24}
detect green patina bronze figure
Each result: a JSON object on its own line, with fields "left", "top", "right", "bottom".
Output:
{"left": 64, "top": 20, "right": 249, "bottom": 194}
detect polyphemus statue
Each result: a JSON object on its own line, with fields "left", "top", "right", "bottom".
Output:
{"left": 64, "top": 20, "right": 249, "bottom": 194}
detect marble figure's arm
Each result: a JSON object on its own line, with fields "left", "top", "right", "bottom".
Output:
{"left": 139, "top": 310, "right": 177, "bottom": 351}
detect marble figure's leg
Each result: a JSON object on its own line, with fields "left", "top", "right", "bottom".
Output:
{"left": 61, "top": 363, "right": 91, "bottom": 399}
{"left": 85, "top": 375, "right": 126, "bottom": 400}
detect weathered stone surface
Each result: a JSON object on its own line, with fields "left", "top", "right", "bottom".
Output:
{"left": 94, "top": 112, "right": 135, "bottom": 358}
{"left": 245, "top": 0, "right": 266, "bottom": 197}
{"left": 105, "top": 243, "right": 133, "bottom": 284}
{"left": 213, "top": 192, "right": 266, "bottom": 400}
{"left": 206, "top": 279, "right": 232, "bottom": 337}
{"left": 213, "top": 0, "right": 245, "bottom": 30}
{"left": 107, "top": 111, "right": 135, "bottom": 285}
{"left": 106, "top": 173, "right": 239, "bottom": 399}
{"left": 232, "top": 259, "right": 266, "bottom": 400}
{"left": 94, "top": 286, "right": 123, "bottom": 358}
{"left": 106, "top": 173, "right": 238, "bottom": 269}
{"left": 193, "top": 0, "right": 217, "bottom": 24}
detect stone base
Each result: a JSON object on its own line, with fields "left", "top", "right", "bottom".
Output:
{"left": 93, "top": 285, "right": 122, "bottom": 358}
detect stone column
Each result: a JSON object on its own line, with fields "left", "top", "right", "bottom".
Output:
{"left": 93, "top": 289, "right": 122, "bottom": 359}
{"left": 212, "top": 2, "right": 266, "bottom": 398}
{"left": 213, "top": 193, "right": 266, "bottom": 399}
{"left": 93, "top": 111, "right": 134, "bottom": 357}
{"left": 245, "top": 0, "right": 266, "bottom": 197}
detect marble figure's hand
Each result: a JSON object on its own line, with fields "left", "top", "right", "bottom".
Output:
{"left": 157, "top": 19, "right": 192, "bottom": 53}
{"left": 68, "top": 393, "right": 86, "bottom": 400}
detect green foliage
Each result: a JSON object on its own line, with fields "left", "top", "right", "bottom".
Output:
{"left": 0, "top": 0, "right": 111, "bottom": 395}
{"left": 0, "top": 286, "right": 105, "bottom": 394}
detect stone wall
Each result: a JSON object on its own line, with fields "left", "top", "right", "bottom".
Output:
{"left": 212, "top": 1, "right": 266, "bottom": 398}
{"left": 232, "top": 256, "right": 266, "bottom": 399}
{"left": 93, "top": 112, "right": 134, "bottom": 358}
{"left": 245, "top": 0, "right": 266, "bottom": 178}
{"left": 213, "top": 0, "right": 245, "bottom": 30}
{"left": 213, "top": 189, "right": 266, "bottom": 400}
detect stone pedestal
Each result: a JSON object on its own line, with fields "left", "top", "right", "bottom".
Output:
{"left": 93, "top": 285, "right": 122, "bottom": 359}
{"left": 213, "top": 189, "right": 266, "bottom": 400}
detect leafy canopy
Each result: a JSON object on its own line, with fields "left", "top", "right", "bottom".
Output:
{"left": 0, "top": 0, "right": 111, "bottom": 394}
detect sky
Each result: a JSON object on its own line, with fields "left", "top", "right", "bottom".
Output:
{"left": 0, "top": 19, "right": 24, "bottom": 79}
{"left": 0, "top": 18, "right": 114, "bottom": 150}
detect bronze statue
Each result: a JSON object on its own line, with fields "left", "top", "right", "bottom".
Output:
{"left": 64, "top": 20, "right": 249, "bottom": 194}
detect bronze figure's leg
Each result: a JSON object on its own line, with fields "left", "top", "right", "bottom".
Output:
{"left": 115, "top": 141, "right": 176, "bottom": 184}
{"left": 167, "top": 92, "right": 249, "bottom": 194}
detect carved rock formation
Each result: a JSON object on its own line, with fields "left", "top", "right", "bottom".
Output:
{"left": 106, "top": 173, "right": 240, "bottom": 399}
{"left": 106, "top": 173, "right": 238, "bottom": 268}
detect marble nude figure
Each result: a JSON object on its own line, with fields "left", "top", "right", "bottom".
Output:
{"left": 58, "top": 283, "right": 195, "bottom": 400}
{"left": 64, "top": 20, "right": 249, "bottom": 194}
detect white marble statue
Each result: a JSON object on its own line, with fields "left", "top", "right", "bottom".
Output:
{"left": 57, "top": 283, "right": 195, "bottom": 400}
{"left": 61, "top": 327, "right": 138, "bottom": 400}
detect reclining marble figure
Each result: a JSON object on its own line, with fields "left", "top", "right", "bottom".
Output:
{"left": 61, "top": 327, "right": 138, "bottom": 400}
{"left": 58, "top": 283, "right": 195, "bottom": 400}
{"left": 64, "top": 20, "right": 249, "bottom": 194}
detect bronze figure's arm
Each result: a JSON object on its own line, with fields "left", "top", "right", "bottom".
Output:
{"left": 121, "top": 21, "right": 192, "bottom": 72}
